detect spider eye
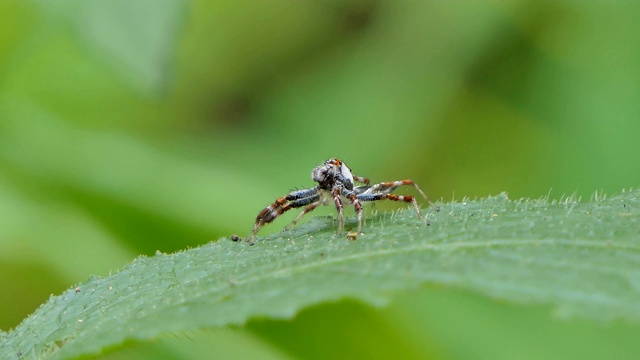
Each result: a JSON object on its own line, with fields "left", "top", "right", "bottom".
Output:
{"left": 326, "top": 158, "right": 341, "bottom": 166}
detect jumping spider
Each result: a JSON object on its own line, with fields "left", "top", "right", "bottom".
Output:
{"left": 246, "top": 158, "right": 438, "bottom": 244}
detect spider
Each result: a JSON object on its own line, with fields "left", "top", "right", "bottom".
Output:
{"left": 246, "top": 158, "right": 438, "bottom": 244}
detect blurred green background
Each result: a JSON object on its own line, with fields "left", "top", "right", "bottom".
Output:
{"left": 1, "top": 1, "right": 639, "bottom": 359}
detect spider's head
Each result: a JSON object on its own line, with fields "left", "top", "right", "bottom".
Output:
{"left": 312, "top": 158, "right": 354, "bottom": 190}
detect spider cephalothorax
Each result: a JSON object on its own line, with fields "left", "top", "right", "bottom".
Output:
{"left": 245, "top": 158, "right": 438, "bottom": 244}
{"left": 312, "top": 159, "right": 356, "bottom": 190}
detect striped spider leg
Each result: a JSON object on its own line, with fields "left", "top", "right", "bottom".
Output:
{"left": 353, "top": 179, "right": 439, "bottom": 230}
{"left": 248, "top": 187, "right": 320, "bottom": 245}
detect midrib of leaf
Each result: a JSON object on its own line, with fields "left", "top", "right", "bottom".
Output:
{"left": 1, "top": 190, "right": 640, "bottom": 360}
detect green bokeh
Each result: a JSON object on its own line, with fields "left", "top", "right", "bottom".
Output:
{"left": 1, "top": 1, "right": 638, "bottom": 359}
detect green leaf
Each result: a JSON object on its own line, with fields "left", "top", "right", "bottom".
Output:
{"left": 2, "top": 189, "right": 640, "bottom": 359}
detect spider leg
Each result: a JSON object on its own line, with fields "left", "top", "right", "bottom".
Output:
{"left": 286, "top": 187, "right": 321, "bottom": 200}
{"left": 357, "top": 179, "right": 438, "bottom": 226}
{"left": 343, "top": 189, "right": 364, "bottom": 234}
{"left": 353, "top": 185, "right": 370, "bottom": 195}
{"left": 332, "top": 187, "right": 345, "bottom": 234}
{"left": 357, "top": 192, "right": 429, "bottom": 225}
{"left": 248, "top": 187, "right": 319, "bottom": 244}
{"left": 353, "top": 174, "right": 370, "bottom": 185}
{"left": 285, "top": 197, "right": 324, "bottom": 230}
{"left": 366, "top": 180, "right": 438, "bottom": 211}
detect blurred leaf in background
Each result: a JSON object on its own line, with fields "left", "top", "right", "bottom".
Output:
{"left": 1, "top": 0, "right": 639, "bottom": 359}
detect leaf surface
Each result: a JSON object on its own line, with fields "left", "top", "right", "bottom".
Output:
{"left": 2, "top": 190, "right": 640, "bottom": 359}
